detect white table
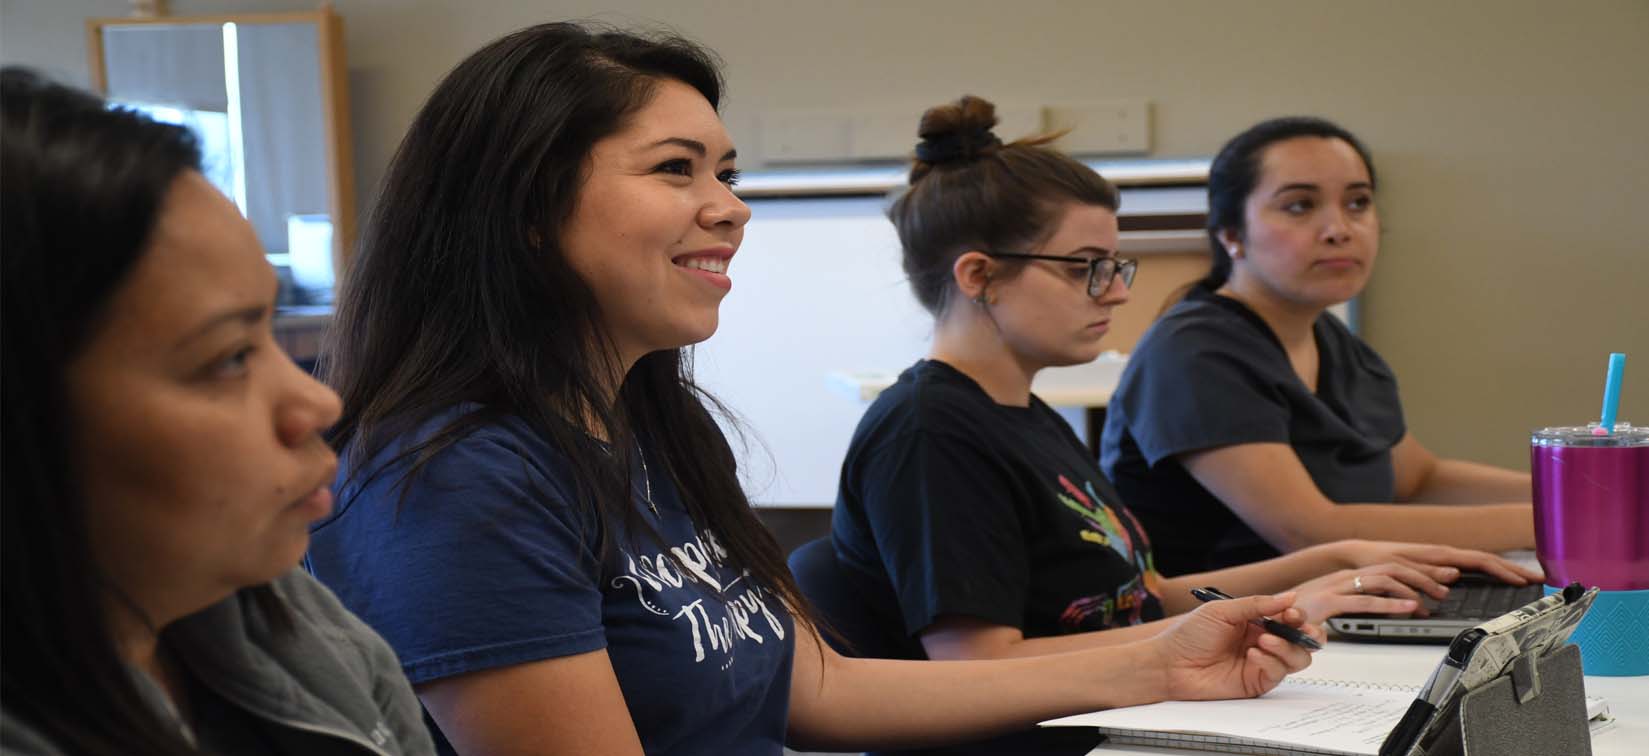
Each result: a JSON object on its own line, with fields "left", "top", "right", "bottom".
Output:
{"left": 1086, "top": 640, "right": 1647, "bottom": 755}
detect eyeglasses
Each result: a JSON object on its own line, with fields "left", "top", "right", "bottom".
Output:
{"left": 983, "top": 250, "right": 1138, "bottom": 297}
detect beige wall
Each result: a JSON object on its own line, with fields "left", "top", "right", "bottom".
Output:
{"left": 6, "top": 0, "right": 1646, "bottom": 469}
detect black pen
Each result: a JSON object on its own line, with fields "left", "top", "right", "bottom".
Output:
{"left": 1191, "top": 586, "right": 1323, "bottom": 651}
{"left": 1377, "top": 628, "right": 1482, "bottom": 756}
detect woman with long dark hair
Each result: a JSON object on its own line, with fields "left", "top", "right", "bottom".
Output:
{"left": 0, "top": 68, "right": 432, "bottom": 754}
{"left": 1101, "top": 117, "right": 1537, "bottom": 576}
{"left": 307, "top": 22, "right": 1323, "bottom": 756}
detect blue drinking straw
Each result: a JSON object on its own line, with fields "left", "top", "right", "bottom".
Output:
{"left": 1599, "top": 352, "right": 1626, "bottom": 433}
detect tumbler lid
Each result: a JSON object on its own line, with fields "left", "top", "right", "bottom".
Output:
{"left": 1532, "top": 422, "right": 1649, "bottom": 447}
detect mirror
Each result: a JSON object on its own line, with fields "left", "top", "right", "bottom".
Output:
{"left": 85, "top": 9, "right": 354, "bottom": 311}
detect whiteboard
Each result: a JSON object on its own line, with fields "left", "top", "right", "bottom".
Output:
{"left": 693, "top": 196, "right": 928, "bottom": 507}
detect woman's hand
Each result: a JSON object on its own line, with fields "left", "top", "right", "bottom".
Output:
{"left": 1151, "top": 592, "right": 1322, "bottom": 701}
{"left": 1331, "top": 540, "right": 1543, "bottom": 585}
{"left": 1288, "top": 563, "right": 1441, "bottom": 623}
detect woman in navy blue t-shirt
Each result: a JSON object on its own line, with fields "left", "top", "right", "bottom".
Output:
{"left": 307, "top": 23, "right": 1328, "bottom": 756}
{"left": 1103, "top": 117, "right": 1537, "bottom": 575}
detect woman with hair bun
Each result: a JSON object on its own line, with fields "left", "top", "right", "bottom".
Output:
{"left": 1100, "top": 117, "right": 1536, "bottom": 577}
{"left": 827, "top": 97, "right": 1536, "bottom": 756}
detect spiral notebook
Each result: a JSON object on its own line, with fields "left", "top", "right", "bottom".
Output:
{"left": 1040, "top": 676, "right": 1611, "bottom": 756}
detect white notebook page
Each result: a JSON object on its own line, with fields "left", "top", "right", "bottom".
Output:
{"left": 1044, "top": 679, "right": 1404, "bottom": 755}
{"left": 1041, "top": 678, "right": 1610, "bottom": 756}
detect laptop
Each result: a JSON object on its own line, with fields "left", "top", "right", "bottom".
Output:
{"left": 1327, "top": 571, "right": 1546, "bottom": 642}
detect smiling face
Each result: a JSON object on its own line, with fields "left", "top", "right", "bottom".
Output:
{"left": 984, "top": 202, "right": 1129, "bottom": 369}
{"left": 1225, "top": 136, "right": 1379, "bottom": 308}
{"left": 558, "top": 78, "right": 750, "bottom": 368}
{"left": 68, "top": 172, "right": 342, "bottom": 622}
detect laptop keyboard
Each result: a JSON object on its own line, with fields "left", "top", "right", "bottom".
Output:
{"left": 1424, "top": 580, "right": 1544, "bottom": 620}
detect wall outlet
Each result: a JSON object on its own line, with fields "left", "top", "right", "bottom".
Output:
{"left": 1043, "top": 99, "right": 1151, "bottom": 155}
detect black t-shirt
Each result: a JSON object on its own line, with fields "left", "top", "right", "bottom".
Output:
{"left": 835, "top": 359, "right": 1165, "bottom": 637}
{"left": 832, "top": 360, "right": 1165, "bottom": 756}
{"left": 1100, "top": 288, "right": 1406, "bottom": 576}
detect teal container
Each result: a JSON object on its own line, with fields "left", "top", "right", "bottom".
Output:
{"left": 1545, "top": 585, "right": 1649, "bottom": 676}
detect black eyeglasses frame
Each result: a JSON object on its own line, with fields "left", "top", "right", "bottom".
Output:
{"left": 982, "top": 250, "right": 1138, "bottom": 297}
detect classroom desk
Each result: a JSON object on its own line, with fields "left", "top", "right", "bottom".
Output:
{"left": 1083, "top": 640, "right": 1647, "bottom": 756}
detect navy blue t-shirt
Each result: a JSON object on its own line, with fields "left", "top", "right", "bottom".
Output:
{"left": 833, "top": 360, "right": 1164, "bottom": 756}
{"left": 306, "top": 407, "right": 794, "bottom": 756}
{"left": 1101, "top": 288, "right": 1406, "bottom": 575}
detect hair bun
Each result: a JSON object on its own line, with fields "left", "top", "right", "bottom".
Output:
{"left": 914, "top": 95, "right": 1002, "bottom": 166}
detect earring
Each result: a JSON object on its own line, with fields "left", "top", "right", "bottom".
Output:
{"left": 1228, "top": 244, "right": 1242, "bottom": 259}
{"left": 970, "top": 270, "right": 995, "bottom": 306}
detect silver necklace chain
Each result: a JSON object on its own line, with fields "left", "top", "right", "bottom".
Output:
{"left": 636, "top": 444, "right": 658, "bottom": 517}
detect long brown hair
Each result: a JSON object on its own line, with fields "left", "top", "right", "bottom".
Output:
{"left": 322, "top": 23, "right": 818, "bottom": 627}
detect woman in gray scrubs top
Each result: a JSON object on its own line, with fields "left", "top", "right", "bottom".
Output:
{"left": 1103, "top": 116, "right": 1536, "bottom": 576}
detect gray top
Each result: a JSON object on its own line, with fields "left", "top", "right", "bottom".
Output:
{"left": 1, "top": 569, "right": 435, "bottom": 755}
{"left": 1102, "top": 287, "right": 1406, "bottom": 574}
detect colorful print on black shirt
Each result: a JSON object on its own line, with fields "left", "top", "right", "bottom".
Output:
{"left": 1054, "top": 473, "right": 1163, "bottom": 631}
{"left": 834, "top": 359, "right": 1166, "bottom": 641}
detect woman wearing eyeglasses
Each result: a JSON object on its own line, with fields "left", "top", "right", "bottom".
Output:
{"left": 1099, "top": 117, "right": 1538, "bottom": 577}
{"left": 827, "top": 97, "right": 1537, "bottom": 756}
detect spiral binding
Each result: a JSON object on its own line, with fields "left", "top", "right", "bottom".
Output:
{"left": 1283, "top": 676, "right": 1419, "bottom": 692}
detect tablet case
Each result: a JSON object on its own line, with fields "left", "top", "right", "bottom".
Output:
{"left": 1411, "top": 643, "right": 1591, "bottom": 756}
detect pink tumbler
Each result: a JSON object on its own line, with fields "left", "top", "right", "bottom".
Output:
{"left": 1532, "top": 423, "right": 1649, "bottom": 590}
{"left": 1532, "top": 421, "right": 1649, "bottom": 675}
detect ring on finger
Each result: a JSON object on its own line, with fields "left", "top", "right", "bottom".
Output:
{"left": 1353, "top": 575, "right": 1365, "bottom": 594}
